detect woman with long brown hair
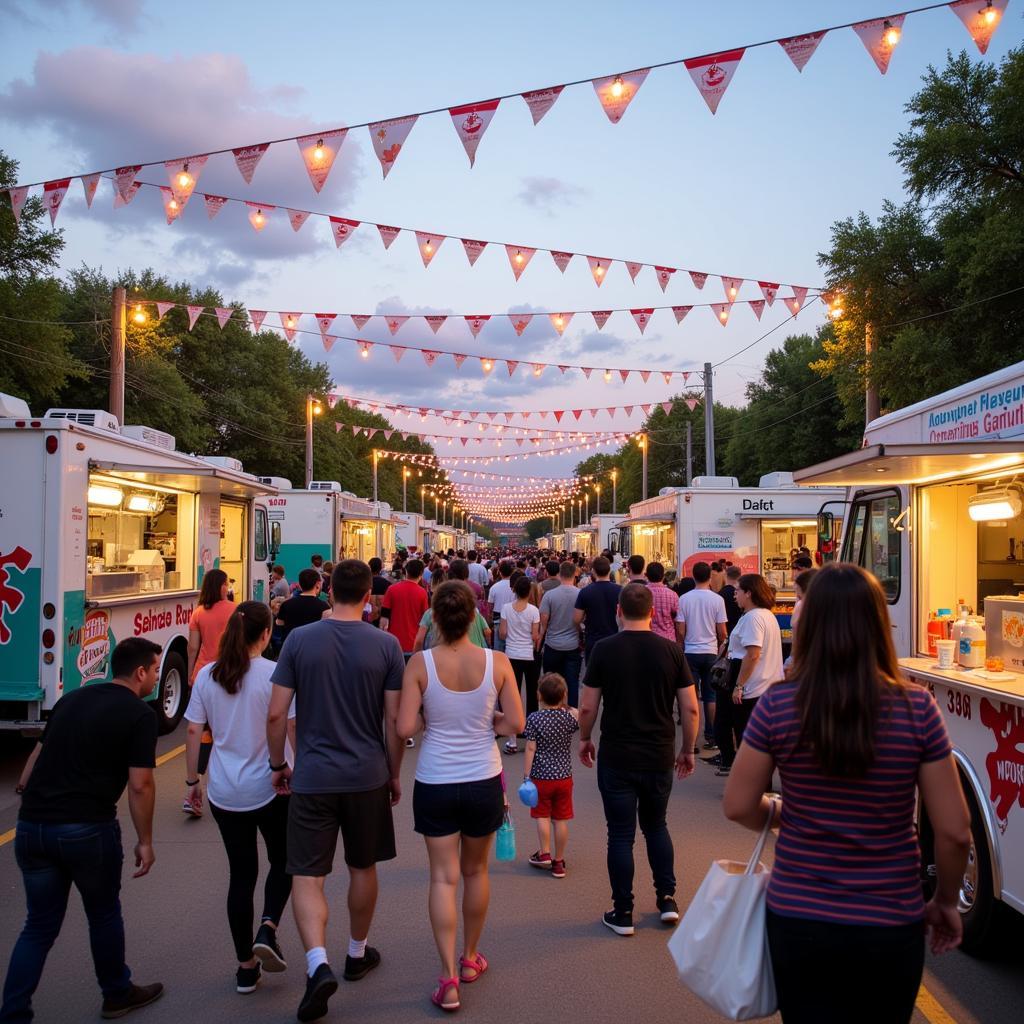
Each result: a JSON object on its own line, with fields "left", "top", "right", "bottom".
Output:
{"left": 184, "top": 601, "right": 296, "bottom": 996}
{"left": 723, "top": 563, "right": 971, "bottom": 1023}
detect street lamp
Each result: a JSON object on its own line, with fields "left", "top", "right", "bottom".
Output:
{"left": 403, "top": 467, "right": 411, "bottom": 513}
{"left": 421, "top": 484, "right": 427, "bottom": 515}
{"left": 611, "top": 468, "right": 618, "bottom": 514}
{"left": 305, "top": 395, "right": 323, "bottom": 487}
{"left": 595, "top": 483, "right": 602, "bottom": 515}
{"left": 638, "top": 434, "right": 648, "bottom": 500}
{"left": 585, "top": 491, "right": 590, "bottom": 523}
{"left": 372, "top": 449, "right": 380, "bottom": 503}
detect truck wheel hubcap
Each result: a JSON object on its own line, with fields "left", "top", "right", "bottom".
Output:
{"left": 958, "top": 842, "right": 978, "bottom": 913}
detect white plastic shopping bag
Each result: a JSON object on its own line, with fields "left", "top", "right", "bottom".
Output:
{"left": 669, "top": 799, "right": 778, "bottom": 1020}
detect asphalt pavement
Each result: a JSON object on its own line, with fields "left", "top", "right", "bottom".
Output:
{"left": 0, "top": 728, "right": 1020, "bottom": 1024}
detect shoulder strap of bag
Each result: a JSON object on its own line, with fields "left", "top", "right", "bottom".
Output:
{"left": 744, "top": 797, "right": 778, "bottom": 875}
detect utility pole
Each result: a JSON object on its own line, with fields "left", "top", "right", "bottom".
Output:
{"left": 703, "top": 362, "right": 716, "bottom": 477}
{"left": 611, "top": 469, "right": 618, "bottom": 515}
{"left": 305, "top": 395, "right": 321, "bottom": 487}
{"left": 685, "top": 419, "right": 693, "bottom": 485}
{"left": 109, "top": 286, "right": 126, "bottom": 424}
{"left": 402, "top": 467, "right": 410, "bottom": 513}
{"left": 864, "top": 322, "right": 880, "bottom": 425}
{"left": 640, "top": 434, "right": 648, "bottom": 500}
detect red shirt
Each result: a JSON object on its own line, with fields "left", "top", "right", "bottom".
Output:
{"left": 381, "top": 580, "right": 429, "bottom": 653}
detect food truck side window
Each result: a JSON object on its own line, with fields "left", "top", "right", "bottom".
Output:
{"left": 254, "top": 507, "right": 269, "bottom": 563}
{"left": 841, "top": 492, "right": 901, "bottom": 603}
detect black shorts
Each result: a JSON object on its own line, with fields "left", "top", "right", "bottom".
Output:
{"left": 413, "top": 775, "right": 504, "bottom": 838}
{"left": 287, "top": 785, "right": 396, "bottom": 875}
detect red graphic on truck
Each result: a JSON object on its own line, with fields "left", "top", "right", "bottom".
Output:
{"left": 0, "top": 545, "right": 32, "bottom": 644}
{"left": 980, "top": 698, "right": 1024, "bottom": 834}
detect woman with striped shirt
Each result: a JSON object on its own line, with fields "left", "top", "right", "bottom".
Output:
{"left": 723, "top": 563, "right": 971, "bottom": 1023}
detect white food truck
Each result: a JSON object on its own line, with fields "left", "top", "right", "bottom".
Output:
{"left": 566, "top": 514, "right": 624, "bottom": 558}
{"left": 0, "top": 394, "right": 274, "bottom": 734}
{"left": 396, "top": 511, "right": 429, "bottom": 556}
{"left": 794, "top": 360, "right": 1024, "bottom": 952}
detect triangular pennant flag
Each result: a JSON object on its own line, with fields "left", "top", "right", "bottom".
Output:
{"left": 465, "top": 315, "right": 490, "bottom": 337}
{"left": 287, "top": 208, "right": 311, "bottom": 232}
{"left": 509, "top": 313, "right": 533, "bottom": 336}
{"left": 204, "top": 194, "right": 228, "bottom": 219}
{"left": 6, "top": 186, "right": 29, "bottom": 227}
{"left": 352, "top": 424, "right": 360, "bottom": 436}
{"left": 460, "top": 437, "right": 469, "bottom": 447}
{"left": 778, "top": 31, "right": 826, "bottom": 72}
{"left": 852, "top": 16, "right": 905, "bottom": 75}
{"left": 624, "top": 405, "right": 634, "bottom": 416}
{"left": 515, "top": 438, "right": 524, "bottom": 447}
{"left": 424, "top": 315, "right": 447, "bottom": 334}
{"left": 248, "top": 309, "right": 267, "bottom": 333}
{"left": 655, "top": 266, "right": 676, "bottom": 293}
{"left": 80, "top": 173, "right": 100, "bottom": 208}
{"left": 114, "top": 165, "right": 141, "bottom": 202}
{"left": 749, "top": 299, "right": 765, "bottom": 320}
{"left": 461, "top": 238, "right": 487, "bottom": 266}
{"left": 549, "top": 312, "right": 574, "bottom": 336}
{"left": 672, "top": 305, "right": 693, "bottom": 324}
{"left": 587, "top": 256, "right": 611, "bottom": 286}
{"left": 449, "top": 99, "right": 500, "bottom": 166}
{"left": 640, "top": 370, "right": 652, "bottom": 383}
{"left": 758, "top": 281, "right": 779, "bottom": 305}
{"left": 369, "top": 225, "right": 398, "bottom": 252}
{"left": 530, "top": 363, "right": 545, "bottom": 377}
{"left": 231, "top": 143, "right": 269, "bottom": 184}
{"left": 641, "top": 404, "right": 652, "bottom": 416}
{"left": 329, "top": 216, "right": 359, "bottom": 247}
{"left": 592, "top": 310, "right": 613, "bottom": 330}
{"left": 553, "top": 410, "right": 565, "bottom": 422}
{"left": 422, "top": 350, "right": 440, "bottom": 367}
{"left": 279, "top": 312, "right": 301, "bottom": 342}
{"left": 113, "top": 181, "right": 140, "bottom": 208}
{"left": 951, "top": 0, "right": 1007, "bottom": 55}
{"left": 215, "top": 307, "right": 233, "bottom": 329}
{"left": 722, "top": 276, "right": 743, "bottom": 300}
{"left": 571, "top": 410, "right": 583, "bottom": 421}
{"left": 335, "top": 422, "right": 343, "bottom": 433}
{"left": 550, "top": 250, "right": 573, "bottom": 273}
{"left": 503, "top": 412, "right": 514, "bottom": 423}
{"left": 453, "top": 353, "right": 468, "bottom": 369}
{"left": 415, "top": 231, "right": 444, "bottom": 267}
{"left": 592, "top": 69, "right": 650, "bottom": 123}
{"left": 505, "top": 245, "right": 536, "bottom": 280}
{"left": 155, "top": 301, "right": 174, "bottom": 320}
{"left": 506, "top": 360, "right": 519, "bottom": 376}
{"left": 581, "top": 367, "right": 594, "bottom": 379}
{"left": 661, "top": 402, "right": 674, "bottom": 415}
{"left": 159, "top": 186, "right": 183, "bottom": 225}
{"left": 186, "top": 305, "right": 204, "bottom": 330}
{"left": 165, "top": 154, "right": 208, "bottom": 207}
{"left": 315, "top": 313, "right": 337, "bottom": 338}
{"left": 624, "top": 261, "right": 643, "bottom": 282}
{"left": 480, "top": 357, "right": 495, "bottom": 375}
{"left": 357, "top": 341, "right": 372, "bottom": 359}
{"left": 689, "top": 270, "right": 708, "bottom": 289}
{"left": 711, "top": 302, "right": 732, "bottom": 326}
{"left": 521, "top": 85, "right": 564, "bottom": 125}
{"left": 631, "top": 309, "right": 654, "bottom": 334}
{"left": 386, "top": 315, "right": 409, "bottom": 335}
{"left": 619, "top": 370, "right": 630, "bottom": 383}
{"left": 390, "top": 345, "right": 406, "bottom": 362}
{"left": 383, "top": 429, "right": 393, "bottom": 441}
{"left": 351, "top": 314, "right": 371, "bottom": 330}
{"left": 368, "top": 115, "right": 417, "bottom": 178}
{"left": 558, "top": 365, "right": 569, "bottom": 375}
{"left": 246, "top": 202, "right": 273, "bottom": 231}
{"left": 322, "top": 336, "right": 336, "bottom": 353}
{"left": 296, "top": 128, "right": 347, "bottom": 193}
{"left": 783, "top": 296, "right": 801, "bottom": 316}
{"left": 684, "top": 49, "right": 745, "bottom": 114}
{"left": 661, "top": 371, "right": 673, "bottom": 385}
{"left": 606, "top": 407, "right": 617, "bottom": 418}
{"left": 686, "top": 398, "right": 699, "bottom": 412}
{"left": 792, "top": 285, "right": 808, "bottom": 306}
{"left": 42, "top": 179, "right": 70, "bottom": 225}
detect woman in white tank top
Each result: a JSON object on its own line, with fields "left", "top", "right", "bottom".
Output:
{"left": 398, "top": 581, "right": 524, "bottom": 1012}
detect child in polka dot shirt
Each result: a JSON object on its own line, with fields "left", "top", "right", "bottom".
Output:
{"left": 524, "top": 673, "right": 579, "bottom": 879}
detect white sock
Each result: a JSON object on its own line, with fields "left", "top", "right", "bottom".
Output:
{"left": 305, "top": 947, "right": 328, "bottom": 978}
{"left": 348, "top": 936, "right": 367, "bottom": 959}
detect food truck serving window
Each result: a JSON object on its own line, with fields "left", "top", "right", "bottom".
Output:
{"left": 86, "top": 474, "right": 196, "bottom": 600}
{"left": 759, "top": 519, "right": 825, "bottom": 593}
{"left": 841, "top": 490, "right": 902, "bottom": 602}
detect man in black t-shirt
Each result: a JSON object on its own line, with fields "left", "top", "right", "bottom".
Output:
{"left": 578, "top": 584, "right": 699, "bottom": 937}
{"left": 276, "top": 569, "right": 327, "bottom": 640}
{"left": 368, "top": 557, "right": 392, "bottom": 626}
{"left": 573, "top": 555, "right": 621, "bottom": 660}
{"left": 3, "top": 637, "right": 165, "bottom": 1021}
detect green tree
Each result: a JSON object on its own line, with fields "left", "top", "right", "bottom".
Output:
{"left": 523, "top": 516, "right": 550, "bottom": 541}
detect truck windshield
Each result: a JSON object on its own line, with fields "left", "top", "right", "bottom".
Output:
{"left": 841, "top": 491, "right": 901, "bottom": 602}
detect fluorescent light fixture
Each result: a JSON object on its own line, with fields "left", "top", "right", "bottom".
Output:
{"left": 88, "top": 484, "right": 123, "bottom": 507}
{"left": 127, "top": 493, "right": 160, "bottom": 513}
{"left": 787, "top": 520, "right": 818, "bottom": 527}
{"left": 967, "top": 484, "right": 1023, "bottom": 522}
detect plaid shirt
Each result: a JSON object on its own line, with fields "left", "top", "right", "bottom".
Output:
{"left": 647, "top": 582, "right": 680, "bottom": 642}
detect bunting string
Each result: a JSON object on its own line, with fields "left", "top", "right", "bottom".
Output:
{"left": 339, "top": 420, "right": 636, "bottom": 446}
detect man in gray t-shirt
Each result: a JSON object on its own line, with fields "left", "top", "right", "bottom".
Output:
{"left": 539, "top": 561, "right": 584, "bottom": 707}
{"left": 268, "top": 559, "right": 405, "bottom": 1021}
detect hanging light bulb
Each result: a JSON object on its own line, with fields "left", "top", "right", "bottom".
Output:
{"left": 253, "top": 209, "right": 265, "bottom": 228}
{"left": 424, "top": 239, "right": 434, "bottom": 255}
{"left": 482, "top": 358, "right": 494, "bottom": 372}
{"left": 983, "top": 1, "right": 998, "bottom": 25}
{"left": 595, "top": 263, "right": 604, "bottom": 278}
{"left": 132, "top": 304, "right": 147, "bottom": 325}
{"left": 514, "top": 250, "right": 524, "bottom": 265}
{"left": 360, "top": 343, "right": 370, "bottom": 358}
{"left": 285, "top": 315, "right": 295, "bottom": 328}
{"left": 883, "top": 19, "right": 901, "bottom": 46}
{"left": 719, "top": 307, "right": 729, "bottom": 323}
{"left": 168, "top": 198, "right": 179, "bottom": 211}
{"left": 177, "top": 162, "right": 192, "bottom": 189}
{"left": 313, "top": 138, "right": 325, "bottom": 162}
{"left": 604, "top": 369, "right": 612, "bottom": 383}
{"left": 729, "top": 285, "right": 737, "bottom": 298}
{"left": 611, "top": 75, "right": 625, "bottom": 99}
{"left": 555, "top": 315, "right": 564, "bottom": 328}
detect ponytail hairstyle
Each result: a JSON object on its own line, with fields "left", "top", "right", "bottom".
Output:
{"left": 212, "top": 601, "right": 272, "bottom": 695}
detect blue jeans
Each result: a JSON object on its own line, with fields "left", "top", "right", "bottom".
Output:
{"left": 491, "top": 618, "right": 505, "bottom": 654}
{"left": 685, "top": 653, "right": 718, "bottom": 742}
{"left": 541, "top": 646, "right": 582, "bottom": 708}
{"left": 596, "top": 758, "right": 675, "bottom": 914}
{"left": 1, "top": 821, "right": 132, "bottom": 1023}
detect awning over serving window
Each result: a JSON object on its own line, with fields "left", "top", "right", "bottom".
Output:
{"left": 89, "top": 462, "right": 275, "bottom": 499}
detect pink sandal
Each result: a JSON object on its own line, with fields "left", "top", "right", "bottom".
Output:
{"left": 459, "top": 952, "right": 488, "bottom": 983}
{"left": 432, "top": 976, "right": 460, "bottom": 1012}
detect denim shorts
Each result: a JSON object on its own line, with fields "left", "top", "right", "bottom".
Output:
{"left": 413, "top": 775, "right": 504, "bottom": 838}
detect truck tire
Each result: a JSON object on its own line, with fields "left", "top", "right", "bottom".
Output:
{"left": 155, "top": 651, "right": 188, "bottom": 735}
{"left": 957, "top": 785, "right": 1005, "bottom": 956}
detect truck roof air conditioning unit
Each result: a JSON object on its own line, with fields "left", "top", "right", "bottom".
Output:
{"left": 44, "top": 408, "right": 120, "bottom": 432}
{"left": 309, "top": 481, "right": 342, "bottom": 491}
{"left": 758, "top": 471, "right": 796, "bottom": 489}
{"left": 199, "top": 455, "right": 244, "bottom": 473}
{"left": 121, "top": 425, "right": 176, "bottom": 451}
{"left": 258, "top": 476, "right": 293, "bottom": 489}
{"left": 691, "top": 476, "right": 739, "bottom": 488}
{"left": 0, "top": 393, "right": 31, "bottom": 417}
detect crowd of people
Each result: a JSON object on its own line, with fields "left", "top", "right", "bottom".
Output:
{"left": 2, "top": 543, "right": 973, "bottom": 1024}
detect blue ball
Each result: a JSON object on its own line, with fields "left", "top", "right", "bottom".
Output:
{"left": 518, "top": 779, "right": 539, "bottom": 808}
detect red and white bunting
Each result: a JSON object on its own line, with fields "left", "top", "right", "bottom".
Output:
{"left": 329, "top": 216, "right": 359, "bottom": 248}
{"left": 553, "top": 410, "right": 565, "bottom": 422}
{"left": 231, "top": 143, "right": 269, "bottom": 185}
{"left": 215, "top": 307, "right": 233, "bottom": 329}
{"left": 425, "top": 315, "right": 447, "bottom": 334}
{"left": 631, "top": 308, "right": 654, "bottom": 334}
{"left": 287, "top": 208, "right": 311, "bottom": 232}
{"left": 661, "top": 371, "right": 673, "bottom": 385}
{"left": 619, "top": 370, "right": 630, "bottom": 383}
{"left": 459, "top": 238, "right": 486, "bottom": 266}
{"left": 6, "top": 186, "right": 29, "bottom": 227}
{"left": 684, "top": 49, "right": 745, "bottom": 114}
{"left": 581, "top": 367, "right": 594, "bottom": 380}
{"left": 386, "top": 315, "right": 409, "bottom": 336}
{"left": 710, "top": 302, "right": 731, "bottom": 325}
{"left": 114, "top": 185, "right": 138, "bottom": 208}
{"left": 155, "top": 301, "right": 174, "bottom": 320}
{"left": 248, "top": 309, "right": 267, "bottom": 333}
{"left": 722, "top": 275, "right": 743, "bottom": 300}
{"left": 358, "top": 341, "right": 372, "bottom": 359}
{"left": 778, "top": 31, "right": 826, "bottom": 72}
{"left": 506, "top": 360, "right": 519, "bottom": 376}
{"left": 315, "top": 313, "right": 337, "bottom": 338}
{"left": 296, "top": 128, "right": 347, "bottom": 193}
{"left": 852, "top": 16, "right": 905, "bottom": 75}
{"left": 165, "top": 154, "right": 207, "bottom": 207}
{"left": 624, "top": 261, "right": 643, "bottom": 282}
{"left": 686, "top": 398, "right": 699, "bottom": 412}
{"left": 506, "top": 245, "right": 536, "bottom": 280}
{"left": 623, "top": 405, "right": 634, "bottom": 416}
{"left": 690, "top": 270, "right": 708, "bottom": 289}
{"left": 114, "top": 165, "right": 141, "bottom": 202}
{"left": 159, "top": 186, "right": 183, "bottom": 225}
{"left": 204, "top": 194, "right": 228, "bottom": 219}
{"left": 549, "top": 312, "right": 574, "bottom": 336}
{"left": 422, "top": 350, "right": 440, "bottom": 367}
{"left": 246, "top": 202, "right": 273, "bottom": 231}
{"left": 550, "top": 250, "right": 573, "bottom": 273}
{"left": 672, "top": 305, "right": 693, "bottom": 324}
{"left": 791, "top": 285, "right": 808, "bottom": 307}
{"left": 655, "top": 266, "right": 676, "bottom": 293}
{"left": 951, "top": 0, "right": 1007, "bottom": 54}
{"left": 758, "top": 280, "right": 779, "bottom": 305}
{"left": 783, "top": 296, "right": 801, "bottom": 316}
{"left": 509, "top": 313, "right": 533, "bottom": 336}
{"left": 449, "top": 99, "right": 500, "bottom": 166}
{"left": 638, "top": 371, "right": 652, "bottom": 384}
{"left": 465, "top": 315, "right": 490, "bottom": 337}
{"left": 521, "top": 85, "right": 563, "bottom": 125}
{"left": 592, "top": 69, "right": 650, "bottom": 123}
{"left": 279, "top": 312, "right": 301, "bottom": 342}
{"left": 415, "top": 231, "right": 443, "bottom": 267}
{"left": 641, "top": 404, "right": 652, "bottom": 416}
{"left": 587, "top": 256, "right": 611, "bottom": 286}
{"left": 661, "top": 402, "right": 674, "bottom": 415}
{"left": 749, "top": 299, "right": 765, "bottom": 320}
{"left": 571, "top": 410, "right": 583, "bottom": 421}
{"left": 351, "top": 314, "right": 372, "bottom": 330}
{"left": 80, "top": 173, "right": 101, "bottom": 208}
{"left": 186, "top": 305, "right": 204, "bottom": 330}
{"left": 592, "top": 310, "right": 613, "bottom": 330}
{"left": 530, "top": 363, "right": 545, "bottom": 377}
{"left": 453, "top": 353, "right": 468, "bottom": 369}
{"left": 368, "top": 115, "right": 417, "bottom": 178}
{"left": 376, "top": 224, "right": 401, "bottom": 249}
{"left": 390, "top": 345, "right": 405, "bottom": 362}
{"left": 43, "top": 179, "right": 70, "bottom": 225}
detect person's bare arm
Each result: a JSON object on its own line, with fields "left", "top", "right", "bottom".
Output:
{"left": 127, "top": 767, "right": 155, "bottom": 877}
{"left": 675, "top": 686, "right": 699, "bottom": 778}
{"left": 675, "top": 620, "right": 687, "bottom": 645}
{"left": 383, "top": 689, "right": 404, "bottom": 806}
{"left": 734, "top": 645, "right": 762, "bottom": 704}
{"left": 577, "top": 685, "right": 601, "bottom": 767}
{"left": 723, "top": 744, "right": 778, "bottom": 829}
{"left": 184, "top": 720, "right": 204, "bottom": 813}
{"left": 572, "top": 608, "right": 585, "bottom": 627}
{"left": 523, "top": 739, "right": 537, "bottom": 780}
{"left": 267, "top": 684, "right": 294, "bottom": 794}
{"left": 716, "top": 622, "right": 728, "bottom": 646}
{"left": 397, "top": 655, "right": 426, "bottom": 740}
{"left": 499, "top": 618, "right": 508, "bottom": 640}
{"left": 538, "top": 610, "right": 550, "bottom": 647}
{"left": 413, "top": 626, "right": 427, "bottom": 653}
{"left": 186, "top": 628, "right": 201, "bottom": 679}
{"left": 16, "top": 742, "right": 42, "bottom": 792}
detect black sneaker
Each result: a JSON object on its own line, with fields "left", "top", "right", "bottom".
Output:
{"left": 702, "top": 754, "right": 723, "bottom": 767}
{"left": 236, "top": 962, "right": 261, "bottom": 994}
{"left": 658, "top": 897, "right": 680, "bottom": 924}
{"left": 297, "top": 963, "right": 338, "bottom": 1023}
{"left": 703, "top": 741, "right": 719, "bottom": 751}
{"left": 343, "top": 945, "right": 381, "bottom": 981}
{"left": 100, "top": 983, "right": 165, "bottom": 1019}
{"left": 253, "top": 922, "right": 286, "bottom": 972}
{"left": 601, "top": 909, "right": 635, "bottom": 936}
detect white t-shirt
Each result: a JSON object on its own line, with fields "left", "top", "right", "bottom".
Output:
{"left": 727, "top": 607, "right": 784, "bottom": 699}
{"left": 676, "top": 587, "right": 728, "bottom": 655}
{"left": 489, "top": 578, "right": 514, "bottom": 618}
{"left": 184, "top": 656, "right": 295, "bottom": 812}
{"left": 501, "top": 600, "right": 540, "bottom": 660}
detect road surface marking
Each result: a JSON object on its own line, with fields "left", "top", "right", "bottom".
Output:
{"left": 155, "top": 744, "right": 185, "bottom": 767}
{"left": 917, "top": 984, "right": 960, "bottom": 1024}
{"left": 0, "top": 829, "right": 13, "bottom": 848}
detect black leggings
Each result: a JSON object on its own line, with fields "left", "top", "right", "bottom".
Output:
{"left": 714, "top": 667, "right": 759, "bottom": 768}
{"left": 509, "top": 656, "right": 541, "bottom": 717}
{"left": 210, "top": 795, "right": 292, "bottom": 962}
{"left": 766, "top": 909, "right": 925, "bottom": 1023}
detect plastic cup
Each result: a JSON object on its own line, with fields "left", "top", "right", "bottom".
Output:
{"left": 935, "top": 639, "right": 956, "bottom": 669}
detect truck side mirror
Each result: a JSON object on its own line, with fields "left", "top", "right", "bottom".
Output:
{"left": 269, "top": 522, "right": 281, "bottom": 563}
{"left": 817, "top": 511, "right": 833, "bottom": 543}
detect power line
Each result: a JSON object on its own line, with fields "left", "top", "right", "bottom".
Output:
{"left": 0, "top": 312, "right": 112, "bottom": 326}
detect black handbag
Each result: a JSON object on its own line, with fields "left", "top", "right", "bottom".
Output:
{"left": 710, "top": 653, "right": 739, "bottom": 694}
